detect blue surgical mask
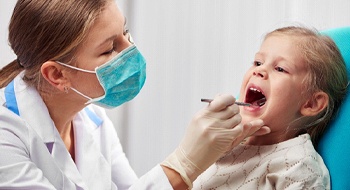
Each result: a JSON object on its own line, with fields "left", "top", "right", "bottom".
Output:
{"left": 57, "top": 44, "right": 146, "bottom": 108}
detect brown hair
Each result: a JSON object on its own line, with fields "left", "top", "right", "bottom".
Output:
{"left": 266, "top": 26, "right": 348, "bottom": 146}
{"left": 0, "top": 0, "right": 109, "bottom": 89}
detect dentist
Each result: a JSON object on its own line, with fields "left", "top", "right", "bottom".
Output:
{"left": 0, "top": 0, "right": 269, "bottom": 189}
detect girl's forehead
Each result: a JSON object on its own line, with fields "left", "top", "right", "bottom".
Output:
{"left": 259, "top": 35, "right": 303, "bottom": 57}
{"left": 259, "top": 35, "right": 308, "bottom": 70}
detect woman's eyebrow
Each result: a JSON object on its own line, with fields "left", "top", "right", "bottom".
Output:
{"left": 97, "top": 35, "right": 118, "bottom": 48}
{"left": 96, "top": 17, "right": 127, "bottom": 49}
{"left": 124, "top": 16, "right": 127, "bottom": 27}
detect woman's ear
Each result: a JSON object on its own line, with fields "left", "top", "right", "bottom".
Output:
{"left": 40, "top": 61, "right": 69, "bottom": 92}
{"left": 300, "top": 91, "right": 329, "bottom": 116}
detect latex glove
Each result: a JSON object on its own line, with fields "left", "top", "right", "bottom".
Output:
{"left": 161, "top": 94, "right": 267, "bottom": 188}
{"left": 227, "top": 119, "right": 270, "bottom": 148}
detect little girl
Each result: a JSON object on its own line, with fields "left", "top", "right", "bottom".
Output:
{"left": 193, "top": 26, "right": 348, "bottom": 189}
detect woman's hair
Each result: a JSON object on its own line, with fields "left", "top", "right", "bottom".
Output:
{"left": 0, "top": 0, "right": 109, "bottom": 89}
{"left": 266, "top": 26, "right": 348, "bottom": 146}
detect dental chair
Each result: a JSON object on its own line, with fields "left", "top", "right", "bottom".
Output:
{"left": 318, "top": 26, "right": 350, "bottom": 189}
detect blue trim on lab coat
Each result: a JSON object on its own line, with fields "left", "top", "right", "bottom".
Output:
{"left": 4, "top": 80, "right": 102, "bottom": 126}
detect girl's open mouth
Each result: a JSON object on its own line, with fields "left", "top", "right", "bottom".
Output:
{"left": 245, "top": 87, "right": 266, "bottom": 107}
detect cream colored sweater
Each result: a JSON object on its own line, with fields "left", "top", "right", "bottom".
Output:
{"left": 193, "top": 134, "right": 330, "bottom": 190}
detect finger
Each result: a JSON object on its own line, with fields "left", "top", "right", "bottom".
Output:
{"left": 203, "top": 103, "right": 240, "bottom": 120}
{"left": 227, "top": 124, "right": 247, "bottom": 149}
{"left": 223, "top": 112, "right": 242, "bottom": 129}
{"left": 251, "top": 126, "right": 271, "bottom": 136}
{"left": 243, "top": 119, "right": 266, "bottom": 137}
{"left": 228, "top": 120, "right": 265, "bottom": 148}
{"left": 207, "top": 94, "right": 235, "bottom": 112}
{"left": 226, "top": 123, "right": 244, "bottom": 140}
{"left": 203, "top": 112, "right": 242, "bottom": 130}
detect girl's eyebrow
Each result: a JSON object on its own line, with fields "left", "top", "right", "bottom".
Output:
{"left": 255, "top": 52, "right": 297, "bottom": 69}
{"left": 255, "top": 52, "right": 265, "bottom": 57}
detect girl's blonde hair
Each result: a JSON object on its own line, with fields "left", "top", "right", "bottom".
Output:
{"left": 267, "top": 26, "right": 348, "bottom": 146}
{"left": 0, "top": 0, "right": 109, "bottom": 89}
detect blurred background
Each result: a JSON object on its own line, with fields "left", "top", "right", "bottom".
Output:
{"left": 1, "top": 0, "right": 349, "bottom": 177}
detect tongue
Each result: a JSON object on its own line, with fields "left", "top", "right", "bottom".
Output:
{"left": 251, "top": 97, "right": 266, "bottom": 107}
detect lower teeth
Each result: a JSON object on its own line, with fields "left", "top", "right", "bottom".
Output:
{"left": 252, "top": 97, "right": 266, "bottom": 107}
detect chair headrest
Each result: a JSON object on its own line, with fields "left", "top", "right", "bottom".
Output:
{"left": 318, "top": 26, "right": 350, "bottom": 190}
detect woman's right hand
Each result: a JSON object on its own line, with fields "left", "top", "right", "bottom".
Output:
{"left": 161, "top": 94, "right": 269, "bottom": 188}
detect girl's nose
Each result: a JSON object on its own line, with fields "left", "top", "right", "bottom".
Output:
{"left": 253, "top": 68, "right": 267, "bottom": 79}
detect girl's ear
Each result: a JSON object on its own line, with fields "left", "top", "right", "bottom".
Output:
{"left": 300, "top": 91, "right": 329, "bottom": 116}
{"left": 40, "top": 61, "right": 69, "bottom": 92}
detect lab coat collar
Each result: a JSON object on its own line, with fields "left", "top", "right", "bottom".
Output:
{"left": 13, "top": 74, "right": 56, "bottom": 145}
{"left": 74, "top": 110, "right": 111, "bottom": 189}
{"left": 13, "top": 74, "right": 90, "bottom": 189}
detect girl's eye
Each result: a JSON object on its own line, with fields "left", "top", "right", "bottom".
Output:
{"left": 275, "top": 66, "right": 286, "bottom": 73}
{"left": 254, "top": 61, "right": 262, "bottom": 66}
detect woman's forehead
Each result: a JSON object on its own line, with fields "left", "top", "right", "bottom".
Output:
{"left": 76, "top": 1, "right": 125, "bottom": 52}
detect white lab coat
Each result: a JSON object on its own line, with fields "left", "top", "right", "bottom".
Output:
{"left": 0, "top": 73, "right": 173, "bottom": 189}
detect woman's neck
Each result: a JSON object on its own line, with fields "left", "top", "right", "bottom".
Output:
{"left": 40, "top": 89, "right": 84, "bottom": 160}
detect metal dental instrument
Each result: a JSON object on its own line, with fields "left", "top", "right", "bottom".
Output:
{"left": 200, "top": 98, "right": 252, "bottom": 106}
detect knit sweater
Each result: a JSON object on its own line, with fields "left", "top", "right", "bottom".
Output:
{"left": 193, "top": 134, "right": 330, "bottom": 190}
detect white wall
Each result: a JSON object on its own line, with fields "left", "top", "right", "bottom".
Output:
{"left": 1, "top": 0, "right": 349, "bottom": 177}
{"left": 0, "top": 1, "right": 16, "bottom": 65}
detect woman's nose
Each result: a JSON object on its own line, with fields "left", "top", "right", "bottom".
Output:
{"left": 123, "top": 33, "right": 133, "bottom": 47}
{"left": 115, "top": 34, "right": 133, "bottom": 54}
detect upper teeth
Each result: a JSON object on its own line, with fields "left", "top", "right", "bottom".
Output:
{"left": 250, "top": 87, "right": 261, "bottom": 93}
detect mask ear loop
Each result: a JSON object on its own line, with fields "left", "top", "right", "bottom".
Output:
{"left": 56, "top": 61, "right": 96, "bottom": 74}
{"left": 69, "top": 87, "right": 96, "bottom": 105}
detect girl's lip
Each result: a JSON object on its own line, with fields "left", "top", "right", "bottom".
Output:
{"left": 243, "top": 83, "right": 267, "bottom": 109}
{"left": 243, "top": 100, "right": 266, "bottom": 112}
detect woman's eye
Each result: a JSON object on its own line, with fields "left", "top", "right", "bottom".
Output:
{"left": 123, "top": 29, "right": 129, "bottom": 36}
{"left": 102, "top": 48, "right": 115, "bottom": 55}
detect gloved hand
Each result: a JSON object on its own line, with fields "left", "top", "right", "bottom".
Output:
{"left": 161, "top": 94, "right": 269, "bottom": 188}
